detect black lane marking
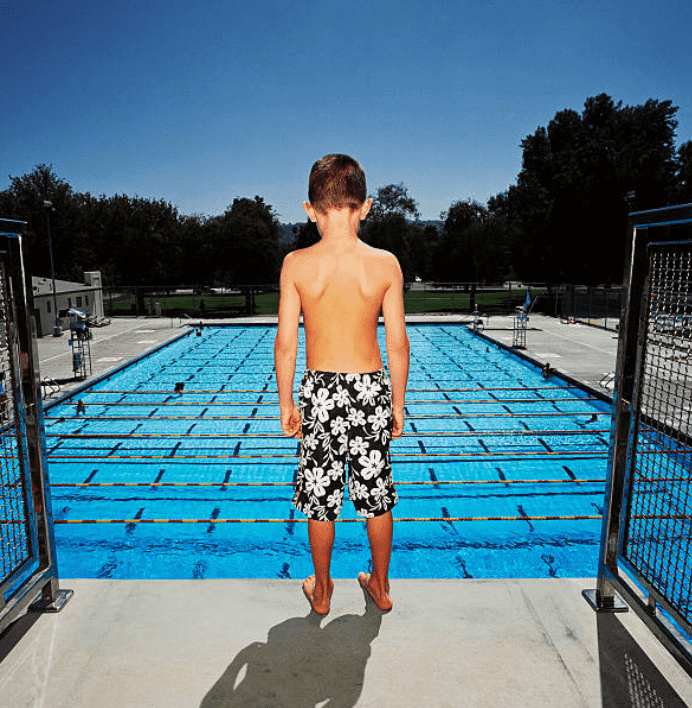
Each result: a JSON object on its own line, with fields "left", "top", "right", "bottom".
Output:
{"left": 452, "top": 406, "right": 462, "bottom": 416}
{"left": 496, "top": 467, "right": 510, "bottom": 488}
{"left": 591, "top": 501, "right": 604, "bottom": 515}
{"left": 410, "top": 422, "right": 418, "bottom": 433}
{"left": 520, "top": 420, "right": 530, "bottom": 430}
{"left": 257, "top": 395, "right": 264, "bottom": 403}
{"left": 199, "top": 407, "right": 208, "bottom": 418}
{"left": 541, "top": 554, "right": 557, "bottom": 578}
{"left": 126, "top": 508, "right": 144, "bottom": 534}
{"left": 233, "top": 441, "right": 242, "bottom": 456}
{"left": 538, "top": 438, "right": 553, "bottom": 452}
{"left": 429, "top": 467, "right": 440, "bottom": 488}
{"left": 286, "top": 509, "right": 295, "bottom": 537}
{"left": 562, "top": 465, "right": 577, "bottom": 481}
{"left": 296, "top": 441, "right": 301, "bottom": 455}
{"left": 464, "top": 421, "right": 475, "bottom": 432}
{"left": 168, "top": 441, "right": 182, "bottom": 458}
{"left": 210, "top": 396, "right": 217, "bottom": 403}
{"left": 48, "top": 440, "right": 64, "bottom": 454}
{"left": 243, "top": 423, "right": 251, "bottom": 434}
{"left": 108, "top": 442, "right": 122, "bottom": 456}
{"left": 478, "top": 439, "right": 490, "bottom": 453}
{"left": 207, "top": 507, "right": 221, "bottom": 533}
{"left": 154, "top": 469, "right": 166, "bottom": 484}
{"left": 192, "top": 561, "right": 206, "bottom": 579}
{"left": 250, "top": 407, "right": 258, "bottom": 418}
{"left": 441, "top": 506, "right": 457, "bottom": 533}
{"left": 97, "top": 559, "right": 118, "bottom": 579}
{"left": 455, "top": 557, "right": 473, "bottom": 578}
{"left": 443, "top": 392, "right": 451, "bottom": 400}
{"left": 221, "top": 469, "right": 232, "bottom": 491}
{"left": 517, "top": 505, "right": 534, "bottom": 532}
{"left": 186, "top": 424, "right": 196, "bottom": 434}
{"left": 404, "top": 406, "right": 410, "bottom": 416}
{"left": 503, "top": 405, "right": 512, "bottom": 413}
{"left": 418, "top": 440, "right": 427, "bottom": 454}
{"left": 84, "top": 469, "right": 98, "bottom": 484}
{"left": 278, "top": 562, "right": 291, "bottom": 578}
{"left": 148, "top": 408, "right": 158, "bottom": 418}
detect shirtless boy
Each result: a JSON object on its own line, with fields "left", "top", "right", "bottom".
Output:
{"left": 274, "top": 154, "right": 409, "bottom": 615}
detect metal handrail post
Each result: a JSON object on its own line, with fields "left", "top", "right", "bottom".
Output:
{"left": 4, "top": 224, "right": 72, "bottom": 612}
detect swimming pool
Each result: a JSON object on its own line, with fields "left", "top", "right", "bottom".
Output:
{"left": 44, "top": 324, "right": 612, "bottom": 579}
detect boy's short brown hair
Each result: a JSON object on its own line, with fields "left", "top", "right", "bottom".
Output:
{"left": 308, "top": 154, "right": 367, "bottom": 212}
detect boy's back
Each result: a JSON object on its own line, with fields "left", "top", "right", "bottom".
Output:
{"left": 284, "top": 238, "right": 399, "bottom": 373}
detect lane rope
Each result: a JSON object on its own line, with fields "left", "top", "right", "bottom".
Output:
{"left": 48, "top": 478, "right": 607, "bottom": 488}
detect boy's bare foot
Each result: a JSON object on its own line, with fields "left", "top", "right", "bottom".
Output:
{"left": 303, "top": 575, "right": 334, "bottom": 616}
{"left": 358, "top": 572, "right": 393, "bottom": 612}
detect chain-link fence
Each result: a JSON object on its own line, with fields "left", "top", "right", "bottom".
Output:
{"left": 0, "top": 219, "right": 71, "bottom": 634}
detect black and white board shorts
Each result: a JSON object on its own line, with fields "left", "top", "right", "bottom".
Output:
{"left": 294, "top": 368, "right": 398, "bottom": 521}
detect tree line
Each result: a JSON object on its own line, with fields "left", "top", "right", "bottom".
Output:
{"left": 1, "top": 93, "right": 691, "bottom": 287}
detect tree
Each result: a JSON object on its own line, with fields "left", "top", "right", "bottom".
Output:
{"left": 498, "top": 94, "right": 680, "bottom": 283}
{"left": 369, "top": 183, "right": 420, "bottom": 220}
{"left": 677, "top": 141, "right": 692, "bottom": 203}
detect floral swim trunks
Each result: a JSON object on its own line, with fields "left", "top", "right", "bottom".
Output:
{"left": 294, "top": 368, "right": 398, "bottom": 521}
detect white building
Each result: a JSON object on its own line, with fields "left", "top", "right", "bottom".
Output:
{"left": 32, "top": 271, "right": 104, "bottom": 337}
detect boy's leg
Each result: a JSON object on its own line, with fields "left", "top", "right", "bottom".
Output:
{"left": 363, "top": 511, "right": 393, "bottom": 610}
{"left": 307, "top": 519, "right": 335, "bottom": 613}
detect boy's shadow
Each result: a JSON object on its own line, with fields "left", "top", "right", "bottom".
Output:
{"left": 200, "top": 599, "right": 383, "bottom": 707}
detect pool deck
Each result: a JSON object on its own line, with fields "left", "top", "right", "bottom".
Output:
{"left": 3, "top": 315, "right": 692, "bottom": 706}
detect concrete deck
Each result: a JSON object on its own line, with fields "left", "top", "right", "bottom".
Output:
{"left": 2, "top": 315, "right": 691, "bottom": 706}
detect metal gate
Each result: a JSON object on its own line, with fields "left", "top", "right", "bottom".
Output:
{"left": 585, "top": 204, "right": 692, "bottom": 675}
{"left": 0, "top": 219, "right": 71, "bottom": 637}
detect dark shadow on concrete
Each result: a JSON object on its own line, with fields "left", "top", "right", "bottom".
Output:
{"left": 598, "top": 613, "right": 687, "bottom": 707}
{"left": 0, "top": 611, "right": 42, "bottom": 665}
{"left": 200, "top": 600, "right": 383, "bottom": 707}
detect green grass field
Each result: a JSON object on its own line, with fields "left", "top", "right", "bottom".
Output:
{"left": 106, "top": 288, "right": 546, "bottom": 317}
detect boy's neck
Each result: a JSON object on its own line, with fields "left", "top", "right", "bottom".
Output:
{"left": 315, "top": 208, "right": 362, "bottom": 244}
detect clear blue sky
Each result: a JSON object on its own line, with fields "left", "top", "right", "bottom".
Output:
{"left": 2, "top": 0, "right": 691, "bottom": 223}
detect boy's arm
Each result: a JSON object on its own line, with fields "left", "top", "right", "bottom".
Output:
{"left": 381, "top": 254, "right": 409, "bottom": 439}
{"left": 274, "top": 253, "right": 302, "bottom": 438}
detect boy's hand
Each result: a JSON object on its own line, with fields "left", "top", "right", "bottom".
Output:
{"left": 280, "top": 404, "right": 302, "bottom": 438}
{"left": 392, "top": 407, "right": 405, "bottom": 439}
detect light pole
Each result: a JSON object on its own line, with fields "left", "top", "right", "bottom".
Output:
{"left": 44, "top": 200, "right": 62, "bottom": 336}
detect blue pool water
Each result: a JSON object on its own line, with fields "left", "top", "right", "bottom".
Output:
{"left": 44, "top": 324, "right": 612, "bottom": 579}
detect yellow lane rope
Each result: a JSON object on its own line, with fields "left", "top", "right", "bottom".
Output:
{"left": 46, "top": 429, "right": 610, "bottom": 440}
{"left": 48, "top": 478, "right": 606, "bottom": 488}
{"left": 45, "top": 514, "right": 605, "bottom": 524}
{"left": 81, "top": 385, "right": 581, "bottom": 395}
{"left": 40, "top": 450, "right": 608, "bottom": 460}
{"left": 44, "top": 412, "right": 610, "bottom": 422}
{"left": 60, "top": 396, "right": 601, "bottom": 406}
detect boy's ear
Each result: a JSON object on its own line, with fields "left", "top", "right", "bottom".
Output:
{"left": 303, "top": 202, "right": 317, "bottom": 222}
{"left": 360, "top": 198, "right": 373, "bottom": 221}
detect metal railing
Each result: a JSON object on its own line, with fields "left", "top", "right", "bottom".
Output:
{"left": 561, "top": 285, "right": 624, "bottom": 331}
{"left": 584, "top": 203, "right": 692, "bottom": 677}
{"left": 103, "top": 282, "right": 564, "bottom": 318}
{"left": 0, "top": 219, "right": 71, "bottom": 637}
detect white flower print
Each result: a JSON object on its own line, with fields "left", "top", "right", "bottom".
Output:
{"left": 302, "top": 433, "right": 318, "bottom": 451}
{"left": 358, "top": 449, "right": 385, "bottom": 480}
{"left": 367, "top": 406, "right": 389, "bottom": 433}
{"left": 349, "top": 480, "right": 369, "bottom": 500}
{"left": 330, "top": 416, "right": 348, "bottom": 436}
{"left": 312, "top": 387, "right": 335, "bottom": 423}
{"left": 354, "top": 375, "right": 381, "bottom": 405}
{"left": 333, "top": 386, "right": 350, "bottom": 407}
{"left": 349, "top": 436, "right": 369, "bottom": 457}
{"left": 326, "top": 490, "right": 342, "bottom": 510}
{"left": 328, "top": 459, "right": 345, "bottom": 481}
{"left": 302, "top": 378, "right": 315, "bottom": 400}
{"left": 347, "top": 408, "right": 366, "bottom": 427}
{"left": 370, "top": 477, "right": 390, "bottom": 500}
{"left": 304, "top": 467, "right": 329, "bottom": 497}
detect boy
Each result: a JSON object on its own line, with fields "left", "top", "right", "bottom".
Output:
{"left": 274, "top": 154, "right": 409, "bottom": 615}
